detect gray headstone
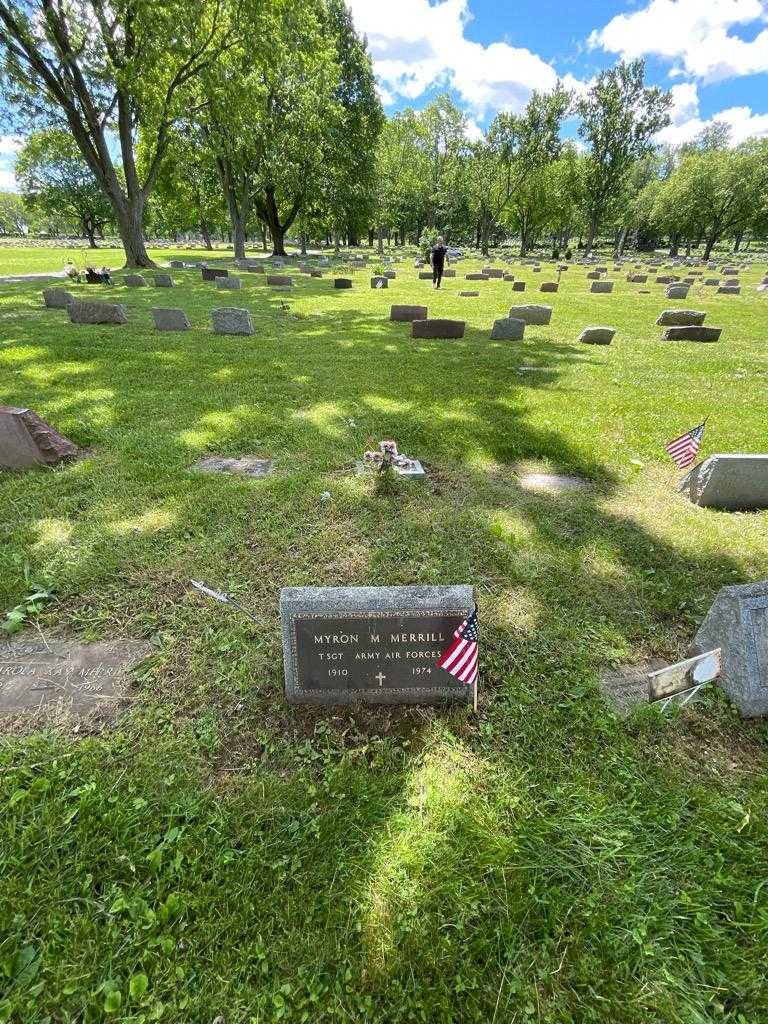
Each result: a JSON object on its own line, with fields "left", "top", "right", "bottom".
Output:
{"left": 68, "top": 300, "right": 128, "bottom": 325}
{"left": 490, "top": 317, "right": 525, "bottom": 340}
{"left": 124, "top": 274, "right": 147, "bottom": 287}
{"left": 704, "top": 278, "right": 720, "bottom": 286}
{"left": 590, "top": 281, "right": 614, "bottom": 294}
{"left": 212, "top": 307, "right": 254, "bottom": 336}
{"left": 151, "top": 307, "right": 191, "bottom": 331}
{"left": 0, "top": 406, "right": 78, "bottom": 469}
{"left": 194, "top": 456, "right": 273, "bottom": 477}
{"left": 371, "top": 276, "right": 388, "bottom": 289}
{"left": 216, "top": 276, "right": 242, "bottom": 290}
{"left": 718, "top": 285, "right": 741, "bottom": 295}
{"left": 666, "top": 284, "right": 690, "bottom": 299}
{"left": 540, "top": 282, "right": 559, "bottom": 293}
{"left": 679, "top": 454, "right": 768, "bottom": 510}
{"left": 511, "top": 281, "right": 526, "bottom": 292}
{"left": 334, "top": 278, "right": 352, "bottom": 289}
{"left": 507, "top": 304, "right": 552, "bottom": 326}
{"left": 662, "top": 326, "right": 722, "bottom": 342}
{"left": 280, "top": 585, "right": 475, "bottom": 705}
{"left": 484, "top": 268, "right": 504, "bottom": 279}
{"left": 170, "top": 261, "right": 184, "bottom": 269}
{"left": 390, "top": 305, "right": 427, "bottom": 322}
{"left": 579, "top": 326, "right": 615, "bottom": 345}
{"left": 691, "top": 581, "right": 768, "bottom": 717}
{"left": 627, "top": 274, "right": 647, "bottom": 283}
{"left": 411, "top": 318, "right": 465, "bottom": 339}
{"left": 418, "top": 271, "right": 434, "bottom": 280}
{"left": 266, "top": 275, "right": 292, "bottom": 287}
{"left": 43, "top": 288, "right": 74, "bottom": 309}
{"left": 383, "top": 270, "right": 396, "bottom": 279}
{"left": 656, "top": 309, "right": 706, "bottom": 326}
{"left": 153, "top": 273, "right": 174, "bottom": 287}
{"left": 465, "top": 273, "right": 489, "bottom": 281}
{"left": 586, "top": 271, "right": 603, "bottom": 280}
{"left": 442, "top": 269, "right": 456, "bottom": 278}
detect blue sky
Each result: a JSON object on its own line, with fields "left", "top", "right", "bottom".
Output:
{"left": 347, "top": 0, "right": 768, "bottom": 144}
{"left": 2, "top": 0, "right": 768, "bottom": 189}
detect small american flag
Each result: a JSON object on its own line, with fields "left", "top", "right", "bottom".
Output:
{"left": 437, "top": 605, "right": 479, "bottom": 686}
{"left": 665, "top": 419, "right": 707, "bottom": 469}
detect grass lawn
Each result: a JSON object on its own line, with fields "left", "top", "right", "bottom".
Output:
{"left": 0, "top": 244, "right": 239, "bottom": 276}
{"left": 1, "top": 252, "right": 767, "bottom": 1023}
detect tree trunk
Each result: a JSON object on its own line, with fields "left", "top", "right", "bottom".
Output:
{"left": 113, "top": 197, "right": 153, "bottom": 268}
{"left": 481, "top": 219, "right": 490, "bottom": 257}
{"left": 333, "top": 229, "right": 340, "bottom": 252}
{"left": 615, "top": 225, "right": 629, "bottom": 259}
{"left": 734, "top": 231, "right": 743, "bottom": 252}
{"left": 200, "top": 220, "right": 213, "bottom": 250}
{"left": 300, "top": 233, "right": 307, "bottom": 256}
{"left": 377, "top": 224, "right": 384, "bottom": 255}
{"left": 583, "top": 214, "right": 598, "bottom": 257}
{"left": 703, "top": 234, "right": 718, "bottom": 260}
{"left": 669, "top": 233, "right": 679, "bottom": 257}
{"left": 368, "top": 227, "right": 374, "bottom": 247}
{"left": 82, "top": 217, "right": 98, "bottom": 248}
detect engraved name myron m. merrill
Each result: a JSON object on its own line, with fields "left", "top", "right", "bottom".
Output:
{"left": 294, "top": 614, "right": 463, "bottom": 691}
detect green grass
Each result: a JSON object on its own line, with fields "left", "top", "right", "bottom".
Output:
{"left": 1, "top": 253, "right": 768, "bottom": 1023}
{"left": 0, "top": 244, "right": 238, "bottom": 275}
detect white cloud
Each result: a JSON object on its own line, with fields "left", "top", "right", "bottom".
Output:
{"left": 0, "top": 134, "right": 24, "bottom": 156}
{"left": 0, "top": 168, "right": 17, "bottom": 190}
{"left": 464, "top": 118, "right": 484, "bottom": 142}
{"left": 348, "top": 0, "right": 566, "bottom": 115}
{"left": 656, "top": 82, "right": 768, "bottom": 144}
{"left": 589, "top": 0, "right": 768, "bottom": 84}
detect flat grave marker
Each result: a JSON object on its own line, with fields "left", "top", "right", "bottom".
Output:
{"left": 281, "top": 585, "right": 474, "bottom": 705}
{"left": 0, "top": 637, "right": 150, "bottom": 718}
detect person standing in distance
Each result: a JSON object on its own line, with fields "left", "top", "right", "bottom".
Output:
{"left": 430, "top": 236, "right": 448, "bottom": 289}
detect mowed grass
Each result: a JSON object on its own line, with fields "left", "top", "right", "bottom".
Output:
{"left": 1, "top": 252, "right": 768, "bottom": 1023}
{"left": 0, "top": 244, "right": 236, "bottom": 276}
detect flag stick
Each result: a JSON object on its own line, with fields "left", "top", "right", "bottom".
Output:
{"left": 189, "top": 580, "right": 260, "bottom": 625}
{"left": 473, "top": 674, "right": 478, "bottom": 713}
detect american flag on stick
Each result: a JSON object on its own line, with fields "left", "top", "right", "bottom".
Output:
{"left": 436, "top": 605, "right": 479, "bottom": 687}
{"left": 665, "top": 419, "right": 707, "bottom": 470}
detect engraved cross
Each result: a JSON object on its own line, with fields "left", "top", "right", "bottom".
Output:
{"left": 375, "top": 672, "right": 386, "bottom": 687}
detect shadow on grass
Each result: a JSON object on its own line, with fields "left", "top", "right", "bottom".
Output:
{"left": 1, "top": 269, "right": 766, "bottom": 1022}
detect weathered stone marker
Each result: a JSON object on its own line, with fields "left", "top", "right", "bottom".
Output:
{"left": 212, "top": 307, "right": 254, "bottom": 336}
{"left": 390, "top": 305, "right": 427, "bottom": 322}
{"left": 490, "top": 317, "right": 525, "bottom": 340}
{"left": 680, "top": 454, "right": 768, "bottom": 510}
{"left": 216, "top": 276, "right": 242, "bottom": 290}
{"left": 0, "top": 637, "right": 150, "bottom": 717}
{"left": 280, "top": 585, "right": 474, "bottom": 705}
{"left": 579, "top": 326, "right": 615, "bottom": 345}
{"left": 411, "top": 318, "right": 465, "bottom": 339}
{"left": 151, "top": 308, "right": 191, "bottom": 331}
{"left": 656, "top": 309, "right": 706, "bottom": 326}
{"left": 42, "top": 288, "right": 74, "bottom": 309}
{"left": 0, "top": 406, "right": 78, "bottom": 469}
{"left": 691, "top": 581, "right": 768, "bottom": 717}
{"left": 68, "top": 300, "right": 128, "bottom": 325}
{"left": 508, "top": 304, "right": 552, "bottom": 326}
